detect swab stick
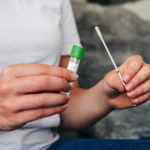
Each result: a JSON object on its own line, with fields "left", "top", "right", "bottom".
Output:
{"left": 95, "top": 26, "right": 136, "bottom": 107}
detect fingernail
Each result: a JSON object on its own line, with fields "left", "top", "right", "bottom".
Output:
{"left": 67, "top": 96, "right": 70, "bottom": 101}
{"left": 126, "top": 83, "right": 133, "bottom": 91}
{"left": 123, "top": 75, "right": 130, "bottom": 82}
{"left": 134, "top": 99, "right": 138, "bottom": 104}
{"left": 63, "top": 104, "right": 68, "bottom": 109}
{"left": 71, "top": 73, "right": 78, "bottom": 80}
{"left": 127, "top": 92, "right": 130, "bottom": 98}
{"left": 129, "top": 91, "right": 135, "bottom": 97}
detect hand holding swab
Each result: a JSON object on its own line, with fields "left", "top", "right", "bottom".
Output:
{"left": 95, "top": 26, "right": 125, "bottom": 86}
{"left": 95, "top": 26, "right": 136, "bottom": 107}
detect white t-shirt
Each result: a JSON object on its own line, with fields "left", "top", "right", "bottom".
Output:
{"left": 0, "top": 0, "right": 81, "bottom": 149}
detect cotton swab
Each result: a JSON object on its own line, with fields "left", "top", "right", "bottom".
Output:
{"left": 95, "top": 26, "right": 125, "bottom": 86}
{"left": 95, "top": 26, "right": 136, "bottom": 107}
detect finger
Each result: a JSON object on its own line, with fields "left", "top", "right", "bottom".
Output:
{"left": 125, "top": 64, "right": 150, "bottom": 92}
{"left": 122, "top": 55, "right": 144, "bottom": 83}
{"left": 109, "top": 93, "right": 134, "bottom": 109}
{"left": 15, "top": 105, "right": 68, "bottom": 126}
{"left": 13, "top": 93, "right": 70, "bottom": 112}
{"left": 127, "top": 79, "right": 150, "bottom": 99}
{"left": 105, "top": 70, "right": 125, "bottom": 93}
{"left": 131, "top": 91, "right": 150, "bottom": 105}
{"left": 13, "top": 75, "right": 72, "bottom": 93}
{"left": 2, "top": 64, "right": 78, "bottom": 82}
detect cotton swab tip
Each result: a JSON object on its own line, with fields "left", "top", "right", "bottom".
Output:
{"left": 95, "top": 26, "right": 102, "bottom": 37}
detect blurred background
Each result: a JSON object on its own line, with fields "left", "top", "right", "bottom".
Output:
{"left": 71, "top": 0, "right": 138, "bottom": 5}
{"left": 55, "top": 0, "right": 150, "bottom": 141}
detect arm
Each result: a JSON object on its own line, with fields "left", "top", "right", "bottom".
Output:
{"left": 59, "top": 56, "right": 113, "bottom": 130}
{"left": 59, "top": 55, "right": 150, "bottom": 130}
{"left": 60, "top": 80, "right": 113, "bottom": 130}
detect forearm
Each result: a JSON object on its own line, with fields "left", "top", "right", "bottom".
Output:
{"left": 60, "top": 80, "right": 114, "bottom": 130}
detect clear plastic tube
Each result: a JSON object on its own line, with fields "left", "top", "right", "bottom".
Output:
{"left": 62, "top": 57, "right": 80, "bottom": 96}
{"left": 70, "top": 57, "right": 80, "bottom": 66}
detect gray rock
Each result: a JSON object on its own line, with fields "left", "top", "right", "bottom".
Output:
{"left": 71, "top": 1, "right": 150, "bottom": 139}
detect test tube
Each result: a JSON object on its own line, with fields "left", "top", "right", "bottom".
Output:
{"left": 62, "top": 45, "right": 85, "bottom": 96}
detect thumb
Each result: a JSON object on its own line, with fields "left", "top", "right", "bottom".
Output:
{"left": 105, "top": 70, "right": 125, "bottom": 93}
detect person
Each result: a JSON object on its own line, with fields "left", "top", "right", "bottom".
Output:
{"left": 0, "top": 0, "right": 149, "bottom": 150}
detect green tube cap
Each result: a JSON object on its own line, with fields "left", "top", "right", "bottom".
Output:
{"left": 70, "top": 45, "right": 85, "bottom": 60}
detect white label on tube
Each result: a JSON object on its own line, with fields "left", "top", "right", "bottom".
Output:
{"left": 61, "top": 62, "right": 79, "bottom": 96}
{"left": 67, "top": 62, "right": 79, "bottom": 73}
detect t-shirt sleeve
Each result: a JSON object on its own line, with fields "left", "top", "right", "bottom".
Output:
{"left": 23, "top": 114, "right": 60, "bottom": 128}
{"left": 60, "top": 0, "right": 81, "bottom": 55}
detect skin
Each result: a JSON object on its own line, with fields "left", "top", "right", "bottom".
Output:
{"left": 60, "top": 55, "right": 150, "bottom": 130}
{"left": 0, "top": 64, "right": 78, "bottom": 131}
{"left": 0, "top": 55, "right": 149, "bottom": 131}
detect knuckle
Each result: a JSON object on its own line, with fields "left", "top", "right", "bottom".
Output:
{"left": 1, "top": 101, "right": 14, "bottom": 112}
{"left": 135, "top": 55, "right": 143, "bottom": 62}
{"left": 7, "top": 116, "right": 17, "bottom": 126}
{"left": 135, "top": 88, "right": 140, "bottom": 96}
{"left": 1, "top": 66, "right": 14, "bottom": 76}
{"left": 38, "top": 65, "right": 49, "bottom": 75}
{"left": 140, "top": 86, "right": 145, "bottom": 94}
{"left": 129, "top": 67, "right": 137, "bottom": 75}
{"left": 61, "top": 79, "right": 68, "bottom": 90}
{"left": 60, "top": 68, "right": 65, "bottom": 77}
{"left": 144, "top": 64, "right": 150, "bottom": 78}
{"left": 136, "top": 55, "right": 142, "bottom": 60}
{"left": 36, "top": 95, "right": 46, "bottom": 107}
{"left": 53, "top": 107, "right": 57, "bottom": 114}
{"left": 51, "top": 94, "right": 67, "bottom": 106}
{"left": 138, "top": 97, "right": 142, "bottom": 104}
{"left": 135, "top": 76, "right": 142, "bottom": 84}
{"left": 143, "top": 94, "right": 148, "bottom": 102}
{"left": 61, "top": 68, "right": 70, "bottom": 79}
{"left": 0, "top": 83, "right": 12, "bottom": 95}
{"left": 130, "top": 55, "right": 143, "bottom": 66}
{"left": 38, "top": 76, "right": 48, "bottom": 88}
{"left": 60, "top": 68, "right": 68, "bottom": 79}
{"left": 35, "top": 109, "right": 45, "bottom": 118}
{"left": 144, "top": 64, "right": 150, "bottom": 71}
{"left": 54, "top": 106, "right": 63, "bottom": 114}
{"left": 60, "top": 94, "right": 67, "bottom": 103}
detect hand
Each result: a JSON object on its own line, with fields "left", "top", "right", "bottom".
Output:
{"left": 0, "top": 64, "right": 78, "bottom": 131}
{"left": 101, "top": 55, "right": 150, "bottom": 109}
